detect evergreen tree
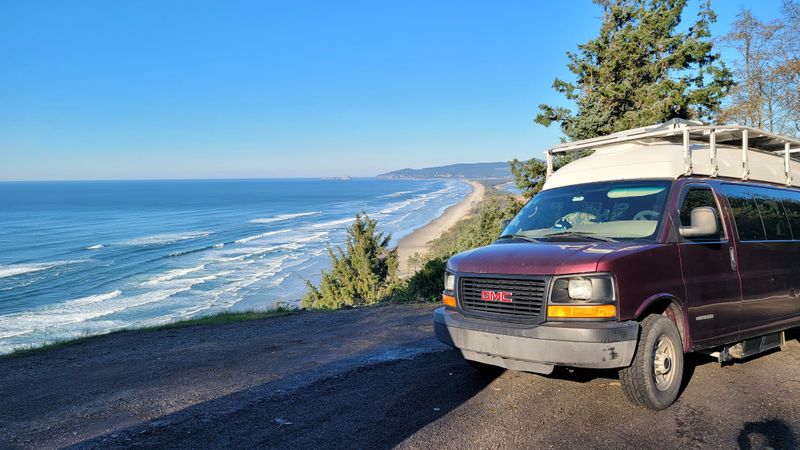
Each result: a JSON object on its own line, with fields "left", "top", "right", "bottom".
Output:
{"left": 509, "top": 152, "right": 588, "bottom": 199}
{"left": 301, "top": 213, "right": 399, "bottom": 309}
{"left": 537, "top": 0, "right": 732, "bottom": 139}
{"left": 513, "top": 0, "right": 733, "bottom": 198}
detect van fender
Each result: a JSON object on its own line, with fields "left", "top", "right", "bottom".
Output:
{"left": 634, "top": 293, "right": 691, "bottom": 352}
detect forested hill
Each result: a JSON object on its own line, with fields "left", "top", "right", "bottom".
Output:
{"left": 377, "top": 162, "right": 511, "bottom": 180}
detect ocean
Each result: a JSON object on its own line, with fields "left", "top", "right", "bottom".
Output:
{"left": 0, "top": 178, "right": 471, "bottom": 353}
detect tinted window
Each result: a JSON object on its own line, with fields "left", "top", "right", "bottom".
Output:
{"left": 679, "top": 188, "right": 724, "bottom": 241}
{"left": 782, "top": 195, "right": 800, "bottom": 239}
{"left": 753, "top": 195, "right": 791, "bottom": 240}
{"left": 723, "top": 186, "right": 765, "bottom": 241}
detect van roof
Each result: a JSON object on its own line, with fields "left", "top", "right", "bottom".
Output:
{"left": 542, "top": 119, "right": 800, "bottom": 191}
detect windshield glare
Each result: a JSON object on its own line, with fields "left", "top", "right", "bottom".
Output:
{"left": 502, "top": 181, "right": 672, "bottom": 241}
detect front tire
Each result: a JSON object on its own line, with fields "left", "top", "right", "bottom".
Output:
{"left": 619, "top": 314, "right": 684, "bottom": 410}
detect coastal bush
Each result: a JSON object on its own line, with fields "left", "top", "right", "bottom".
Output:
{"left": 393, "top": 257, "right": 448, "bottom": 303}
{"left": 302, "top": 212, "right": 400, "bottom": 309}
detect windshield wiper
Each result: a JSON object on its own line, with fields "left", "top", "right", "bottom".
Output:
{"left": 497, "top": 234, "right": 540, "bottom": 243}
{"left": 541, "top": 231, "right": 617, "bottom": 242}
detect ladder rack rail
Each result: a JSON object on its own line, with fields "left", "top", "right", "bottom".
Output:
{"left": 545, "top": 122, "right": 800, "bottom": 186}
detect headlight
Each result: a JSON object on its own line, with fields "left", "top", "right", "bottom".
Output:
{"left": 444, "top": 273, "right": 455, "bottom": 292}
{"left": 567, "top": 278, "right": 593, "bottom": 300}
{"left": 548, "top": 274, "right": 616, "bottom": 319}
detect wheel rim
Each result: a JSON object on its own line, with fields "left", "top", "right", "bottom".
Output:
{"left": 652, "top": 335, "right": 677, "bottom": 391}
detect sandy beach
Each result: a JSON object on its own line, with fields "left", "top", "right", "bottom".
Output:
{"left": 397, "top": 180, "right": 485, "bottom": 276}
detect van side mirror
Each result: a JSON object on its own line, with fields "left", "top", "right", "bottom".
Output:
{"left": 501, "top": 219, "right": 511, "bottom": 228}
{"left": 679, "top": 207, "right": 718, "bottom": 238}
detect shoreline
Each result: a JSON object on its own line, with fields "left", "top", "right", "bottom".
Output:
{"left": 396, "top": 180, "right": 485, "bottom": 276}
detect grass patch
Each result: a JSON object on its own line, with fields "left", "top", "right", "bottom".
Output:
{"left": 148, "top": 306, "right": 296, "bottom": 330}
{"left": 1, "top": 305, "right": 298, "bottom": 360}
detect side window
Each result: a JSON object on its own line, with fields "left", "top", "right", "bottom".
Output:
{"left": 724, "top": 187, "right": 766, "bottom": 241}
{"left": 753, "top": 195, "right": 791, "bottom": 240}
{"left": 782, "top": 195, "right": 800, "bottom": 240}
{"left": 679, "top": 187, "right": 724, "bottom": 241}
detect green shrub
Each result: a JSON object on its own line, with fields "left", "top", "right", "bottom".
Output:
{"left": 301, "top": 212, "right": 400, "bottom": 309}
{"left": 393, "top": 257, "right": 447, "bottom": 303}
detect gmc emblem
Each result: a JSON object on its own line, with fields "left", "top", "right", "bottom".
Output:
{"left": 480, "top": 290, "right": 513, "bottom": 303}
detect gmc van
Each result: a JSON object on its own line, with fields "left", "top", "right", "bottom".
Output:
{"left": 434, "top": 120, "right": 800, "bottom": 409}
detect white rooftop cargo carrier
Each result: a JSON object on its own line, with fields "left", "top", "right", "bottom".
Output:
{"left": 543, "top": 119, "right": 800, "bottom": 190}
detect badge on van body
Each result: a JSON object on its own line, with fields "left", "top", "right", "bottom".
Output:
{"left": 480, "top": 291, "right": 513, "bottom": 303}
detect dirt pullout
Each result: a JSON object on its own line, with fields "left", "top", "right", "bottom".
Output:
{"left": 1, "top": 306, "right": 799, "bottom": 450}
{"left": 0, "top": 304, "right": 445, "bottom": 449}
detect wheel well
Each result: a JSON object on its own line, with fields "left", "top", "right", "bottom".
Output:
{"left": 638, "top": 299, "right": 688, "bottom": 351}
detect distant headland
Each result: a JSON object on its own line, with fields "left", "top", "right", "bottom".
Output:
{"left": 376, "top": 162, "right": 511, "bottom": 181}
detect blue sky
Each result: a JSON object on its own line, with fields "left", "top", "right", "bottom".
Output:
{"left": 0, "top": 0, "right": 785, "bottom": 181}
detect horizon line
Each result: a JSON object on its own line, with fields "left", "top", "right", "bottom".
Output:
{"left": 0, "top": 176, "right": 385, "bottom": 183}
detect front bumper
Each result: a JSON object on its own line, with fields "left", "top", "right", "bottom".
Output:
{"left": 433, "top": 307, "right": 638, "bottom": 374}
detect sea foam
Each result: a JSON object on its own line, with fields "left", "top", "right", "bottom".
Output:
{"left": 379, "top": 190, "right": 414, "bottom": 198}
{"left": 311, "top": 217, "right": 356, "bottom": 229}
{"left": 0, "top": 278, "right": 213, "bottom": 341}
{"left": 234, "top": 229, "right": 292, "bottom": 244}
{"left": 124, "top": 231, "right": 213, "bottom": 246}
{"left": 249, "top": 211, "right": 321, "bottom": 224}
{"left": 0, "top": 260, "right": 86, "bottom": 279}
{"left": 141, "top": 264, "right": 206, "bottom": 286}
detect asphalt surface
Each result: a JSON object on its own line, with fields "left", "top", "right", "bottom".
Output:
{"left": 0, "top": 304, "right": 798, "bottom": 449}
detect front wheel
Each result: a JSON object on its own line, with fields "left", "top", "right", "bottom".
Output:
{"left": 619, "top": 314, "right": 684, "bottom": 410}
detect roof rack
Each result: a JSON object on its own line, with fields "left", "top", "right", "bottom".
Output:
{"left": 545, "top": 119, "right": 800, "bottom": 186}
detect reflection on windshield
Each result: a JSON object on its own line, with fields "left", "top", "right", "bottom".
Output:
{"left": 502, "top": 181, "right": 671, "bottom": 241}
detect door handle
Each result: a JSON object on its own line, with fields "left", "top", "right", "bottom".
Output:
{"left": 729, "top": 247, "right": 737, "bottom": 271}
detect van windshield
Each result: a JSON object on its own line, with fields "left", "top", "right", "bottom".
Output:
{"left": 501, "top": 180, "right": 672, "bottom": 242}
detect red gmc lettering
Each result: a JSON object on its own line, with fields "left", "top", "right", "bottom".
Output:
{"left": 480, "top": 291, "right": 513, "bottom": 303}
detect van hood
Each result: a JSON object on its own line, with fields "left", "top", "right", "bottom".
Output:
{"left": 447, "top": 240, "right": 654, "bottom": 276}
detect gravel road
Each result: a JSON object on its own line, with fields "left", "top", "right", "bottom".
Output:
{"left": 0, "top": 304, "right": 798, "bottom": 450}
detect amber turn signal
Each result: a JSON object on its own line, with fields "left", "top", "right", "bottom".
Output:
{"left": 547, "top": 304, "right": 616, "bottom": 319}
{"left": 442, "top": 293, "right": 457, "bottom": 308}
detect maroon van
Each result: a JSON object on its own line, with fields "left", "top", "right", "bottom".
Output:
{"left": 434, "top": 122, "right": 800, "bottom": 409}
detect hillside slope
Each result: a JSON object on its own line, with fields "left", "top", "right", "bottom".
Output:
{"left": 377, "top": 162, "right": 511, "bottom": 180}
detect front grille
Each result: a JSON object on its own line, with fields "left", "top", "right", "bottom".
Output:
{"left": 458, "top": 276, "right": 547, "bottom": 320}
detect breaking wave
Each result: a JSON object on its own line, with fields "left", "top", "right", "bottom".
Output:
{"left": 141, "top": 264, "right": 206, "bottom": 286}
{"left": 234, "top": 229, "right": 292, "bottom": 244}
{"left": 379, "top": 190, "right": 414, "bottom": 198}
{"left": 248, "top": 211, "right": 321, "bottom": 224}
{"left": 124, "top": 231, "right": 213, "bottom": 246}
{"left": 311, "top": 217, "right": 356, "bottom": 229}
{"left": 0, "top": 260, "right": 86, "bottom": 279}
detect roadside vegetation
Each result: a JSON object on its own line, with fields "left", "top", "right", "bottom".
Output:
{"left": 301, "top": 213, "right": 400, "bottom": 309}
